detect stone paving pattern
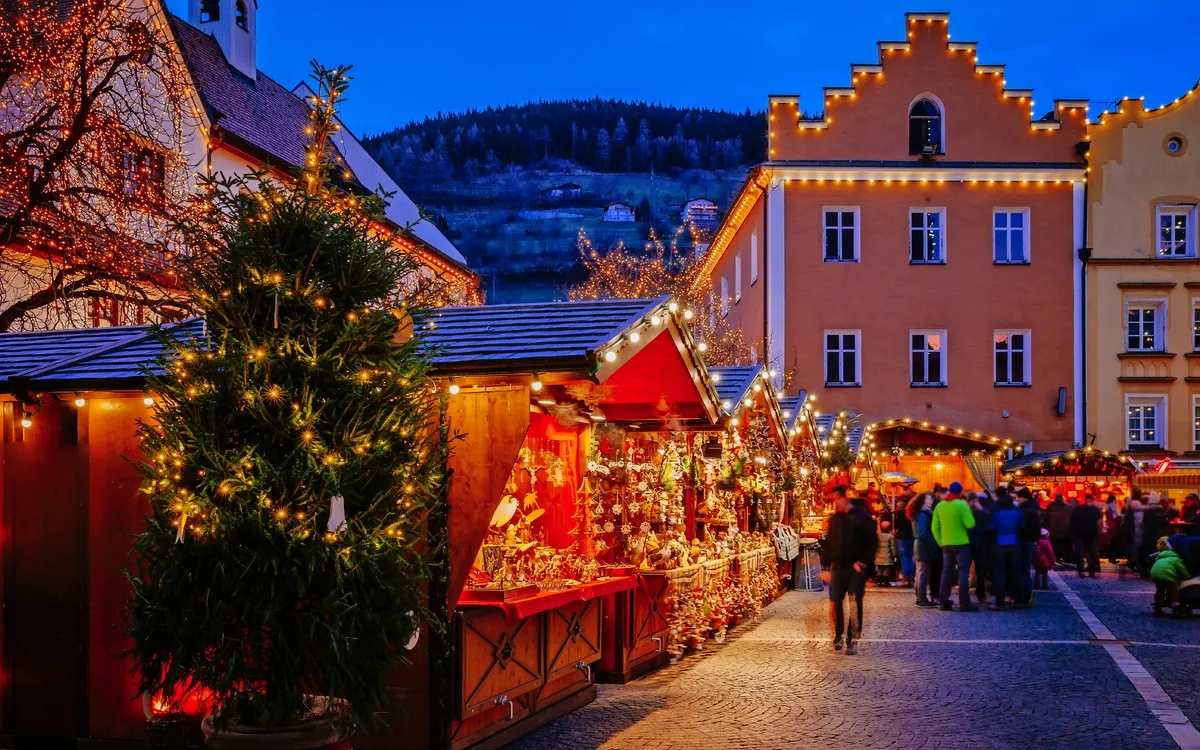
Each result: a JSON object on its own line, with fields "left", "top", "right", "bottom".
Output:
{"left": 509, "top": 566, "right": 1196, "bottom": 750}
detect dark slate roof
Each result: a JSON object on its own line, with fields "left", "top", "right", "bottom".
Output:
{"left": 778, "top": 393, "right": 807, "bottom": 431}
{"left": 709, "top": 364, "right": 763, "bottom": 414}
{"left": 814, "top": 414, "right": 866, "bottom": 455}
{"left": 0, "top": 319, "right": 205, "bottom": 392}
{"left": 168, "top": 14, "right": 324, "bottom": 172}
{"left": 424, "top": 297, "right": 669, "bottom": 375}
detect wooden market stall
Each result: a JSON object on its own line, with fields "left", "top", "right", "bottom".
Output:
{"left": 1000, "top": 448, "right": 1137, "bottom": 500}
{"left": 418, "top": 296, "right": 729, "bottom": 749}
{"left": 0, "top": 319, "right": 206, "bottom": 748}
{"left": 862, "top": 417, "right": 1022, "bottom": 494}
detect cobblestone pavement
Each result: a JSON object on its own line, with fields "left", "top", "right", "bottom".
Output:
{"left": 509, "top": 565, "right": 1200, "bottom": 750}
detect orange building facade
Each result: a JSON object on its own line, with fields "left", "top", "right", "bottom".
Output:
{"left": 697, "top": 13, "right": 1088, "bottom": 463}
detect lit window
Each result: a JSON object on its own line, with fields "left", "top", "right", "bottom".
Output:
{"left": 235, "top": 0, "right": 249, "bottom": 30}
{"left": 1194, "top": 396, "right": 1200, "bottom": 451}
{"left": 1126, "top": 302, "right": 1165, "bottom": 352}
{"left": 719, "top": 277, "right": 729, "bottom": 317}
{"left": 823, "top": 207, "right": 859, "bottom": 262}
{"left": 1127, "top": 396, "right": 1165, "bottom": 450}
{"left": 910, "top": 330, "right": 946, "bottom": 386}
{"left": 1193, "top": 304, "right": 1200, "bottom": 351}
{"left": 824, "top": 331, "right": 860, "bottom": 386}
{"left": 120, "top": 145, "right": 166, "bottom": 201}
{"left": 909, "top": 98, "right": 943, "bottom": 155}
{"left": 910, "top": 209, "right": 945, "bottom": 264}
{"left": 994, "top": 209, "right": 1030, "bottom": 263}
{"left": 995, "top": 331, "right": 1030, "bottom": 386}
{"left": 735, "top": 254, "right": 742, "bottom": 302}
{"left": 1157, "top": 204, "right": 1197, "bottom": 257}
{"left": 199, "top": 0, "right": 220, "bottom": 22}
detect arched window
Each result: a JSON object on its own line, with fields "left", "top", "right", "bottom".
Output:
{"left": 199, "top": 0, "right": 220, "bottom": 22}
{"left": 235, "top": 0, "right": 249, "bottom": 30}
{"left": 909, "top": 98, "right": 942, "bottom": 155}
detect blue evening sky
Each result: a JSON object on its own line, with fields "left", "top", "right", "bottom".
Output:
{"left": 165, "top": 1, "right": 1200, "bottom": 139}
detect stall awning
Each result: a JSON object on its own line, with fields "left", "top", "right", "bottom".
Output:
{"left": 0, "top": 318, "right": 206, "bottom": 394}
{"left": 778, "top": 393, "right": 807, "bottom": 432}
{"left": 709, "top": 364, "right": 763, "bottom": 415}
{"left": 1133, "top": 473, "right": 1200, "bottom": 490}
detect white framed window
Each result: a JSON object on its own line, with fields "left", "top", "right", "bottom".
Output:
{"left": 707, "top": 292, "right": 716, "bottom": 329}
{"left": 1194, "top": 395, "right": 1200, "bottom": 451}
{"left": 750, "top": 231, "right": 759, "bottom": 283}
{"left": 749, "top": 344, "right": 758, "bottom": 363}
{"left": 910, "top": 330, "right": 946, "bottom": 386}
{"left": 994, "top": 331, "right": 1031, "bottom": 386}
{"left": 735, "top": 254, "right": 742, "bottom": 301}
{"left": 1193, "top": 301, "right": 1200, "bottom": 352}
{"left": 910, "top": 209, "right": 946, "bottom": 263}
{"left": 823, "top": 207, "right": 860, "bottom": 262}
{"left": 1126, "top": 394, "right": 1166, "bottom": 450}
{"left": 1157, "top": 204, "right": 1198, "bottom": 258}
{"left": 824, "top": 330, "right": 861, "bottom": 386}
{"left": 993, "top": 209, "right": 1030, "bottom": 263}
{"left": 719, "top": 277, "right": 729, "bottom": 318}
{"left": 1126, "top": 300, "right": 1166, "bottom": 352}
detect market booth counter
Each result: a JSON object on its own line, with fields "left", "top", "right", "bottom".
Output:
{"left": 1001, "top": 448, "right": 1137, "bottom": 499}
{"left": 422, "top": 296, "right": 723, "bottom": 749}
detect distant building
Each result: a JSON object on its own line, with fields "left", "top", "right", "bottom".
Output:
{"left": 603, "top": 202, "right": 636, "bottom": 222}
{"left": 682, "top": 198, "right": 718, "bottom": 226}
{"left": 541, "top": 182, "right": 583, "bottom": 198}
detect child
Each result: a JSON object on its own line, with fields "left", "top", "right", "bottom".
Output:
{"left": 875, "top": 520, "right": 899, "bottom": 587}
{"left": 1151, "top": 536, "right": 1191, "bottom": 616}
{"left": 1032, "top": 528, "right": 1056, "bottom": 589}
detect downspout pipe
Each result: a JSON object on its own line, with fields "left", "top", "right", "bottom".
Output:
{"left": 1076, "top": 140, "right": 1092, "bottom": 447}
{"left": 758, "top": 176, "right": 769, "bottom": 368}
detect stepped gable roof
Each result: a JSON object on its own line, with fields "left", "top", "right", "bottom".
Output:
{"left": 423, "top": 297, "right": 668, "bottom": 375}
{"left": 0, "top": 318, "right": 206, "bottom": 392}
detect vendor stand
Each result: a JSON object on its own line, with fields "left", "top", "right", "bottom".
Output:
{"left": 422, "top": 296, "right": 724, "bottom": 748}
{"left": 1001, "top": 448, "right": 1137, "bottom": 500}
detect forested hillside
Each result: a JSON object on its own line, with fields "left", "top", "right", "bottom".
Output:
{"left": 363, "top": 98, "right": 770, "bottom": 184}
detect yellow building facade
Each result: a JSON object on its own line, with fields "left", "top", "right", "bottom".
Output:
{"left": 1086, "top": 83, "right": 1200, "bottom": 456}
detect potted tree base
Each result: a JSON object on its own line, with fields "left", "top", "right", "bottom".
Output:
{"left": 201, "top": 697, "right": 349, "bottom": 750}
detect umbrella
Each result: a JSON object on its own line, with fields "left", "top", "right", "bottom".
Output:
{"left": 880, "top": 472, "right": 919, "bottom": 485}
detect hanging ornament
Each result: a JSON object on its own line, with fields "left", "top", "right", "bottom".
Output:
{"left": 175, "top": 510, "right": 188, "bottom": 543}
{"left": 404, "top": 610, "right": 420, "bottom": 650}
{"left": 327, "top": 494, "right": 346, "bottom": 532}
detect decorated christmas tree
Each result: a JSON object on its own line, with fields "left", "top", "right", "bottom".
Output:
{"left": 126, "top": 63, "right": 449, "bottom": 738}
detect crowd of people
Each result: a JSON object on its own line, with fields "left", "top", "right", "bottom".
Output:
{"left": 820, "top": 479, "right": 1200, "bottom": 652}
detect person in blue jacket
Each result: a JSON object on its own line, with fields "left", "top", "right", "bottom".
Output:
{"left": 987, "top": 486, "right": 1025, "bottom": 611}
{"left": 912, "top": 493, "right": 940, "bottom": 608}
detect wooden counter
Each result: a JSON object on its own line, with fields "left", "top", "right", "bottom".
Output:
{"left": 450, "top": 578, "right": 635, "bottom": 750}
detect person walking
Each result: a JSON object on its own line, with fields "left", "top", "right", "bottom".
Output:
{"left": 1124, "top": 491, "right": 1146, "bottom": 574}
{"left": 1103, "top": 494, "right": 1122, "bottom": 563}
{"left": 895, "top": 492, "right": 916, "bottom": 587}
{"left": 929, "top": 485, "right": 947, "bottom": 601}
{"left": 987, "top": 487, "right": 1024, "bottom": 610}
{"left": 1070, "top": 494, "right": 1103, "bottom": 578}
{"left": 1032, "top": 529, "right": 1056, "bottom": 589}
{"left": 823, "top": 486, "right": 875, "bottom": 655}
{"left": 1141, "top": 493, "right": 1168, "bottom": 578}
{"left": 933, "top": 482, "right": 978, "bottom": 611}
{"left": 1016, "top": 487, "right": 1042, "bottom": 607}
{"left": 912, "top": 493, "right": 939, "bottom": 607}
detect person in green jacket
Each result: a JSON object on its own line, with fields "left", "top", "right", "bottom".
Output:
{"left": 932, "top": 482, "right": 978, "bottom": 611}
{"left": 1151, "top": 536, "right": 1191, "bottom": 616}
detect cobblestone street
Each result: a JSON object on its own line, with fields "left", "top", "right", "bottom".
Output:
{"left": 510, "top": 566, "right": 1200, "bottom": 750}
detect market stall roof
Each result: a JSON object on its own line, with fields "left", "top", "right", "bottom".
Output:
{"left": 423, "top": 297, "right": 670, "bottom": 376}
{"left": 709, "top": 364, "right": 763, "bottom": 414}
{"left": 0, "top": 319, "right": 206, "bottom": 394}
{"left": 778, "top": 392, "right": 808, "bottom": 432}
{"left": 815, "top": 414, "right": 866, "bottom": 454}
{"left": 1001, "top": 448, "right": 1138, "bottom": 477}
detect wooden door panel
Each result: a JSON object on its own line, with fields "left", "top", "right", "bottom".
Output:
{"left": 544, "top": 599, "right": 601, "bottom": 683}
{"left": 456, "top": 608, "right": 543, "bottom": 720}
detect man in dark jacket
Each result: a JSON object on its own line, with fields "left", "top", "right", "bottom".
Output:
{"left": 1046, "top": 494, "right": 1074, "bottom": 565}
{"left": 1015, "top": 488, "right": 1042, "bottom": 607}
{"left": 1070, "top": 496, "right": 1104, "bottom": 578}
{"left": 824, "top": 486, "right": 875, "bottom": 655}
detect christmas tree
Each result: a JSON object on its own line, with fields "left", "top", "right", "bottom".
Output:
{"left": 126, "top": 63, "right": 449, "bottom": 735}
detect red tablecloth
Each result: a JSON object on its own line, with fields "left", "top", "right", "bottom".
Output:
{"left": 457, "top": 576, "right": 637, "bottom": 624}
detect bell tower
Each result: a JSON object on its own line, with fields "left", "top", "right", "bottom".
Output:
{"left": 188, "top": 0, "right": 257, "bottom": 80}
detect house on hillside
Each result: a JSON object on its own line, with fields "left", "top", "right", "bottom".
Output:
{"left": 541, "top": 182, "right": 583, "bottom": 198}
{"left": 682, "top": 198, "right": 718, "bottom": 227}
{"left": 603, "top": 202, "right": 636, "bottom": 222}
